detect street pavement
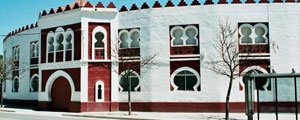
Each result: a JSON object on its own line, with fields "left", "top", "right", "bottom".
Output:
{"left": 0, "top": 105, "right": 298, "bottom": 120}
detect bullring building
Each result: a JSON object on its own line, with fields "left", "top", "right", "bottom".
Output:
{"left": 2, "top": 0, "right": 300, "bottom": 112}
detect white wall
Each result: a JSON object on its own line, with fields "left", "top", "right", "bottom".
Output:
{"left": 117, "top": 3, "right": 300, "bottom": 102}
{"left": 4, "top": 3, "right": 300, "bottom": 103}
{"left": 3, "top": 28, "right": 40, "bottom": 100}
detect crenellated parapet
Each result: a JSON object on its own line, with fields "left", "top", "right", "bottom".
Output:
{"left": 4, "top": 0, "right": 300, "bottom": 42}
{"left": 40, "top": 1, "right": 116, "bottom": 17}
{"left": 3, "top": 22, "right": 38, "bottom": 42}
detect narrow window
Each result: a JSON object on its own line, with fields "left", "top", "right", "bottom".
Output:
{"left": 95, "top": 81, "right": 104, "bottom": 102}
{"left": 119, "top": 31, "right": 129, "bottom": 48}
{"left": 97, "top": 85, "right": 102, "bottom": 99}
{"left": 65, "top": 34, "right": 72, "bottom": 50}
{"left": 31, "top": 76, "right": 39, "bottom": 92}
{"left": 48, "top": 37, "right": 54, "bottom": 52}
{"left": 12, "top": 78, "right": 19, "bottom": 92}
{"left": 56, "top": 34, "right": 64, "bottom": 51}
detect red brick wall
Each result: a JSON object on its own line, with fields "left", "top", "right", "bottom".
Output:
{"left": 88, "top": 62, "right": 111, "bottom": 102}
{"left": 41, "top": 68, "right": 81, "bottom": 91}
{"left": 41, "top": 23, "right": 81, "bottom": 63}
{"left": 88, "top": 23, "right": 111, "bottom": 60}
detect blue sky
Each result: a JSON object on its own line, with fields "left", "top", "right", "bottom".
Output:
{"left": 0, "top": 0, "right": 206, "bottom": 55}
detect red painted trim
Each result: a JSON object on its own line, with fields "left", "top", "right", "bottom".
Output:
{"left": 141, "top": 2, "right": 150, "bottom": 9}
{"left": 153, "top": 1, "right": 162, "bottom": 8}
{"left": 41, "top": 68, "right": 81, "bottom": 91}
{"left": 41, "top": 23, "right": 81, "bottom": 63}
{"left": 165, "top": 0, "right": 175, "bottom": 7}
{"left": 191, "top": 0, "right": 201, "bottom": 5}
{"left": 21, "top": 100, "right": 300, "bottom": 112}
{"left": 119, "top": 5, "right": 128, "bottom": 12}
{"left": 88, "top": 63, "right": 111, "bottom": 102}
{"left": 30, "top": 68, "right": 39, "bottom": 77}
{"left": 130, "top": 4, "right": 139, "bottom": 11}
{"left": 88, "top": 23, "right": 111, "bottom": 60}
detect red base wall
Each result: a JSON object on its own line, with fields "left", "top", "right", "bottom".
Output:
{"left": 38, "top": 101, "right": 119, "bottom": 112}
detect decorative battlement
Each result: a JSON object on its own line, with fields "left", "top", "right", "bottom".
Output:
{"left": 40, "top": 1, "right": 116, "bottom": 17}
{"left": 3, "top": 22, "right": 38, "bottom": 42}
{"left": 3, "top": 0, "right": 299, "bottom": 42}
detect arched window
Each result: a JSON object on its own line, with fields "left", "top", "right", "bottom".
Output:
{"left": 92, "top": 26, "right": 107, "bottom": 60}
{"left": 171, "top": 67, "right": 200, "bottom": 91}
{"left": 65, "top": 34, "right": 72, "bottom": 50}
{"left": 65, "top": 28, "right": 74, "bottom": 50}
{"left": 242, "top": 69, "right": 270, "bottom": 91}
{"left": 171, "top": 26, "right": 184, "bottom": 46}
{"left": 254, "top": 24, "right": 268, "bottom": 44}
{"left": 47, "top": 32, "right": 54, "bottom": 52}
{"left": 129, "top": 29, "right": 140, "bottom": 48}
{"left": 12, "top": 77, "right": 19, "bottom": 92}
{"left": 31, "top": 43, "right": 36, "bottom": 57}
{"left": 119, "top": 71, "right": 141, "bottom": 92}
{"left": 95, "top": 81, "right": 104, "bottom": 102}
{"left": 35, "top": 42, "right": 39, "bottom": 57}
{"left": 56, "top": 33, "right": 64, "bottom": 51}
{"left": 119, "top": 30, "right": 129, "bottom": 48}
{"left": 95, "top": 32, "right": 105, "bottom": 48}
{"left": 239, "top": 23, "right": 268, "bottom": 44}
{"left": 30, "top": 75, "right": 39, "bottom": 92}
{"left": 170, "top": 25, "right": 199, "bottom": 46}
{"left": 185, "top": 26, "right": 198, "bottom": 45}
{"left": 12, "top": 46, "right": 20, "bottom": 61}
{"left": 30, "top": 41, "right": 39, "bottom": 58}
{"left": 119, "top": 29, "right": 140, "bottom": 49}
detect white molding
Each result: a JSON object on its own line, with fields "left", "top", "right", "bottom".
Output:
{"left": 92, "top": 26, "right": 108, "bottom": 60}
{"left": 239, "top": 66, "right": 269, "bottom": 90}
{"left": 239, "top": 53, "right": 270, "bottom": 56}
{"left": 170, "top": 58, "right": 200, "bottom": 61}
{"left": 44, "top": 70, "right": 79, "bottom": 102}
{"left": 170, "top": 54, "right": 201, "bottom": 58}
{"left": 40, "top": 61, "right": 82, "bottom": 70}
{"left": 80, "top": 63, "right": 88, "bottom": 102}
{"left": 170, "top": 67, "right": 200, "bottom": 91}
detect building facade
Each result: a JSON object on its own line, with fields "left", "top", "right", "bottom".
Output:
{"left": 2, "top": 0, "right": 300, "bottom": 112}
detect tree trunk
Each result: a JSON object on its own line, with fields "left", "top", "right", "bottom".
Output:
{"left": 127, "top": 76, "right": 132, "bottom": 115}
{"left": 0, "top": 80, "right": 3, "bottom": 108}
{"left": 225, "top": 76, "right": 234, "bottom": 120}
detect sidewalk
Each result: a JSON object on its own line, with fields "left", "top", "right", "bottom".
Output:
{"left": 0, "top": 105, "right": 297, "bottom": 120}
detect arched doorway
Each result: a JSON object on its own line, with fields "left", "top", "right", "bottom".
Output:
{"left": 50, "top": 76, "right": 71, "bottom": 111}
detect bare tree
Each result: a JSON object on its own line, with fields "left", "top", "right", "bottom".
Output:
{"left": 0, "top": 56, "right": 28, "bottom": 107}
{"left": 110, "top": 41, "right": 157, "bottom": 115}
{"left": 205, "top": 19, "right": 242, "bottom": 120}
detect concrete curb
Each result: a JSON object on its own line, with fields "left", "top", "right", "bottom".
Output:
{"left": 62, "top": 114, "right": 157, "bottom": 120}
{"left": 0, "top": 109, "right": 16, "bottom": 112}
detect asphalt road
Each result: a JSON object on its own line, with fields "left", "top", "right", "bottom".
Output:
{"left": 0, "top": 112, "right": 121, "bottom": 120}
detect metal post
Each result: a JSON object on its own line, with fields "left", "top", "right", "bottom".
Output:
{"left": 257, "top": 81, "right": 260, "bottom": 120}
{"left": 275, "top": 77, "right": 278, "bottom": 120}
{"left": 294, "top": 77, "right": 298, "bottom": 120}
{"left": 245, "top": 76, "right": 254, "bottom": 120}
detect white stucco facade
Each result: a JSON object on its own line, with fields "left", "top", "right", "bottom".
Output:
{"left": 2, "top": 1, "right": 300, "bottom": 112}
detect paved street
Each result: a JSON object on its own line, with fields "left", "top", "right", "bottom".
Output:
{"left": 0, "top": 106, "right": 298, "bottom": 120}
